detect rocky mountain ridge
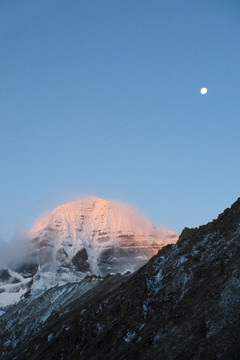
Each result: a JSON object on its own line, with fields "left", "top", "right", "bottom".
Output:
{"left": 1, "top": 198, "right": 240, "bottom": 359}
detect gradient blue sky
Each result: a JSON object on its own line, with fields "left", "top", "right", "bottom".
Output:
{"left": 1, "top": 0, "right": 240, "bottom": 241}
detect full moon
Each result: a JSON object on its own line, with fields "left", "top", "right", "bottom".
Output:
{"left": 200, "top": 87, "right": 208, "bottom": 95}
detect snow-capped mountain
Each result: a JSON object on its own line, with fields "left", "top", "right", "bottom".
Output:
{"left": 0, "top": 197, "right": 178, "bottom": 308}
{"left": 1, "top": 198, "right": 240, "bottom": 359}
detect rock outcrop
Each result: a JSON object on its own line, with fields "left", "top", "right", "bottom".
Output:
{"left": 1, "top": 198, "right": 240, "bottom": 359}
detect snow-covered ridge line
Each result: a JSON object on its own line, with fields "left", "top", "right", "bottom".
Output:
{"left": 0, "top": 197, "right": 178, "bottom": 309}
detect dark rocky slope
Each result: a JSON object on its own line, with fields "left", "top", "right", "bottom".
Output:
{"left": 1, "top": 198, "right": 240, "bottom": 359}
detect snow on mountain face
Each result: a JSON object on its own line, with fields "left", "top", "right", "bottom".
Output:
{"left": 30, "top": 197, "right": 177, "bottom": 278}
{"left": 0, "top": 197, "right": 178, "bottom": 308}
{"left": 2, "top": 198, "right": 240, "bottom": 359}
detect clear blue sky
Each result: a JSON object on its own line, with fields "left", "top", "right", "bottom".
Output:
{"left": 1, "top": 0, "right": 240, "bottom": 241}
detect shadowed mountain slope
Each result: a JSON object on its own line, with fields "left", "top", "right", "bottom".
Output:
{"left": 1, "top": 198, "right": 240, "bottom": 359}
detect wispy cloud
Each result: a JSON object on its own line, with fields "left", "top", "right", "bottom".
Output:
{"left": 0, "top": 231, "right": 35, "bottom": 268}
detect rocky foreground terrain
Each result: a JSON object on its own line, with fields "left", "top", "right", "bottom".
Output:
{"left": 1, "top": 198, "right": 240, "bottom": 359}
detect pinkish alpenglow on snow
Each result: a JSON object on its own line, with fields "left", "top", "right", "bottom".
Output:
{"left": 29, "top": 197, "right": 178, "bottom": 280}
{"left": 1, "top": 198, "right": 240, "bottom": 359}
{"left": 0, "top": 197, "right": 178, "bottom": 309}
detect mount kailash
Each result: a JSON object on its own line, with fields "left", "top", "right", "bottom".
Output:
{"left": 1, "top": 198, "right": 239, "bottom": 359}
{"left": 0, "top": 197, "right": 177, "bottom": 309}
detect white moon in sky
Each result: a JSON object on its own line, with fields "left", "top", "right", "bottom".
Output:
{"left": 200, "top": 87, "right": 208, "bottom": 95}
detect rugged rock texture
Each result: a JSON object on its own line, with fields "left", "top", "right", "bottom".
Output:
{"left": 29, "top": 197, "right": 177, "bottom": 278}
{"left": 0, "top": 197, "right": 177, "bottom": 309}
{"left": 1, "top": 198, "right": 240, "bottom": 359}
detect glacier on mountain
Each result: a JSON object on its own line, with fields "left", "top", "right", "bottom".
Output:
{"left": 0, "top": 197, "right": 178, "bottom": 309}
